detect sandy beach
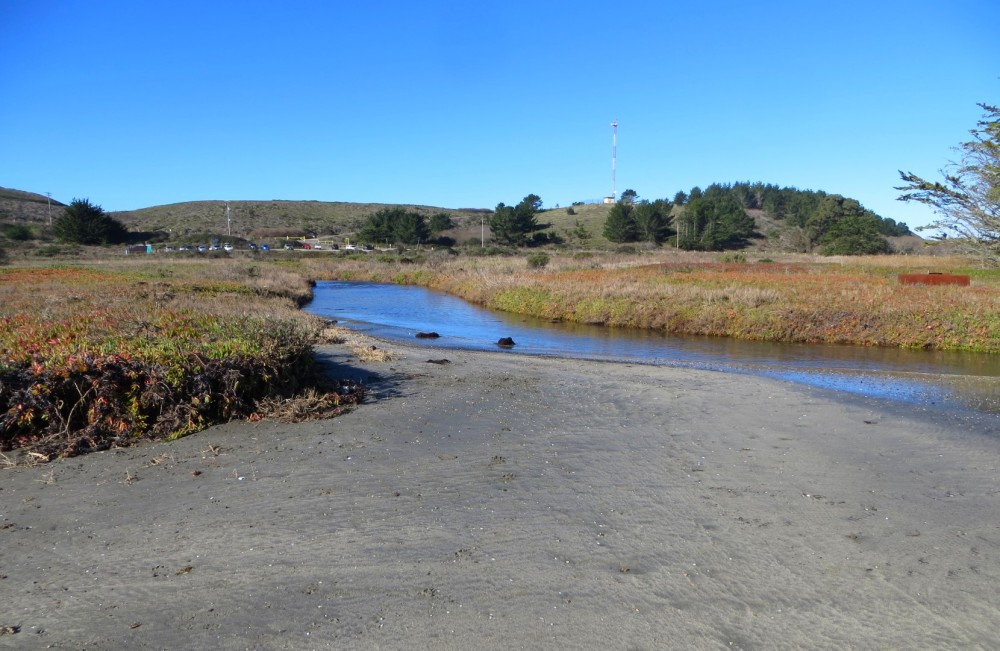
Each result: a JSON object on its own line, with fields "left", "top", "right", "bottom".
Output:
{"left": 2, "top": 341, "right": 999, "bottom": 649}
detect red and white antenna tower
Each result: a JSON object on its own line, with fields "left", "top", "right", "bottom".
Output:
{"left": 611, "top": 120, "right": 618, "bottom": 201}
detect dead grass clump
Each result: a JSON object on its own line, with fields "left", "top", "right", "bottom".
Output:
{"left": 354, "top": 345, "right": 394, "bottom": 362}
{"left": 255, "top": 384, "right": 364, "bottom": 422}
{"left": 314, "top": 324, "right": 350, "bottom": 344}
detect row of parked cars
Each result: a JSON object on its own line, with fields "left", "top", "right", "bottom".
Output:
{"left": 293, "top": 243, "right": 373, "bottom": 251}
{"left": 152, "top": 241, "right": 378, "bottom": 254}
{"left": 157, "top": 243, "right": 271, "bottom": 253}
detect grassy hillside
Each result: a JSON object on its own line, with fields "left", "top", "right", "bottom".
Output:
{"left": 0, "top": 187, "right": 66, "bottom": 223}
{"left": 114, "top": 200, "right": 491, "bottom": 240}
{"left": 537, "top": 203, "right": 613, "bottom": 243}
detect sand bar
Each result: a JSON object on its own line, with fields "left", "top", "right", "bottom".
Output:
{"left": 2, "top": 342, "right": 999, "bottom": 649}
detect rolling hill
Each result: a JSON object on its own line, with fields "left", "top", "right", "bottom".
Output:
{"left": 0, "top": 187, "right": 66, "bottom": 223}
{"left": 113, "top": 200, "right": 491, "bottom": 241}
{"left": 1, "top": 186, "right": 922, "bottom": 253}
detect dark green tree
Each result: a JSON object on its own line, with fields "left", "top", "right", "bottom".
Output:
{"left": 807, "top": 195, "right": 865, "bottom": 245}
{"left": 393, "top": 211, "right": 430, "bottom": 244}
{"left": 356, "top": 207, "right": 398, "bottom": 243}
{"left": 358, "top": 207, "right": 429, "bottom": 245}
{"left": 53, "top": 198, "right": 127, "bottom": 245}
{"left": 673, "top": 190, "right": 688, "bottom": 206}
{"left": 428, "top": 212, "right": 454, "bottom": 234}
{"left": 490, "top": 194, "right": 542, "bottom": 246}
{"left": 632, "top": 200, "right": 672, "bottom": 243}
{"left": 898, "top": 103, "right": 1000, "bottom": 265}
{"left": 677, "top": 193, "right": 755, "bottom": 250}
{"left": 620, "top": 189, "right": 638, "bottom": 205}
{"left": 603, "top": 201, "right": 637, "bottom": 243}
{"left": 1, "top": 224, "right": 33, "bottom": 241}
{"left": 818, "top": 213, "right": 890, "bottom": 255}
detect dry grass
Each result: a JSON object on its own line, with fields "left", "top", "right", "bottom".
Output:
{"left": 353, "top": 344, "right": 394, "bottom": 362}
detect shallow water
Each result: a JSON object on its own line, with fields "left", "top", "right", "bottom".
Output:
{"left": 306, "top": 281, "right": 1000, "bottom": 418}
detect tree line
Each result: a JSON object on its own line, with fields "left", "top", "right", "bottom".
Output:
{"left": 355, "top": 208, "right": 455, "bottom": 246}
{"left": 602, "top": 183, "right": 910, "bottom": 254}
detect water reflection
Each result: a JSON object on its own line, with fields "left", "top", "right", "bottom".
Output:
{"left": 306, "top": 281, "right": 1000, "bottom": 416}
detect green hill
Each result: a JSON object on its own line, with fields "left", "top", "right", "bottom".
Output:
{"left": 113, "top": 200, "right": 491, "bottom": 241}
{"left": 0, "top": 187, "right": 66, "bottom": 223}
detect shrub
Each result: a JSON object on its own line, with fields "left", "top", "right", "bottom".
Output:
{"left": 2, "top": 224, "right": 33, "bottom": 241}
{"left": 527, "top": 252, "right": 550, "bottom": 268}
{"left": 34, "top": 243, "right": 81, "bottom": 257}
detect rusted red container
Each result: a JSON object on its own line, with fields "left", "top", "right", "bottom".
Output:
{"left": 898, "top": 273, "right": 970, "bottom": 286}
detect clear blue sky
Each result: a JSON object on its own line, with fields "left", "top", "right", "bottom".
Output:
{"left": 2, "top": 0, "right": 997, "bottom": 229}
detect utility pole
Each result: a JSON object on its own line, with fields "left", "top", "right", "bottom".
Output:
{"left": 481, "top": 215, "right": 485, "bottom": 248}
{"left": 611, "top": 120, "right": 618, "bottom": 202}
{"left": 226, "top": 201, "right": 231, "bottom": 237}
{"left": 46, "top": 192, "right": 52, "bottom": 225}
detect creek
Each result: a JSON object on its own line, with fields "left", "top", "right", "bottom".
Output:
{"left": 306, "top": 281, "right": 1000, "bottom": 422}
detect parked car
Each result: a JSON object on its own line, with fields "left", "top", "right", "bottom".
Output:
{"left": 209, "top": 244, "right": 221, "bottom": 251}
{"left": 283, "top": 243, "right": 295, "bottom": 250}
{"left": 178, "top": 245, "right": 192, "bottom": 251}
{"left": 313, "top": 244, "right": 323, "bottom": 250}
{"left": 259, "top": 244, "right": 270, "bottom": 251}
{"left": 247, "top": 242, "right": 257, "bottom": 250}
{"left": 197, "top": 245, "right": 208, "bottom": 252}
{"left": 344, "top": 244, "right": 356, "bottom": 251}
{"left": 223, "top": 243, "right": 234, "bottom": 252}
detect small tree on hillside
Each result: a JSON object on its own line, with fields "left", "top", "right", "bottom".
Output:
{"left": 633, "top": 200, "right": 672, "bottom": 244}
{"left": 603, "top": 201, "right": 637, "bottom": 243}
{"left": 53, "top": 199, "right": 127, "bottom": 245}
{"left": 490, "top": 194, "right": 543, "bottom": 246}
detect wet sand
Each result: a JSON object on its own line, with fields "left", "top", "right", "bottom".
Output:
{"left": 2, "top": 341, "right": 999, "bottom": 649}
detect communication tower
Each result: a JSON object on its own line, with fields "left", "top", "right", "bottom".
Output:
{"left": 611, "top": 120, "right": 618, "bottom": 202}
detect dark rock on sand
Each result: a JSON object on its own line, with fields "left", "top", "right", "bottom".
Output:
{"left": 416, "top": 332, "right": 441, "bottom": 339}
{"left": 497, "top": 337, "right": 515, "bottom": 348}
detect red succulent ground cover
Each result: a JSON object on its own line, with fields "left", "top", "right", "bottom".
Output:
{"left": 0, "top": 266, "right": 363, "bottom": 461}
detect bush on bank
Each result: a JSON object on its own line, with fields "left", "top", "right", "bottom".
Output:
{"left": 0, "top": 265, "right": 362, "bottom": 460}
